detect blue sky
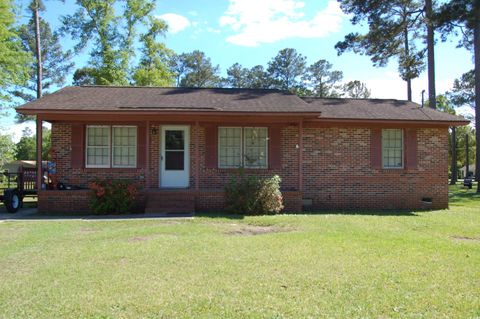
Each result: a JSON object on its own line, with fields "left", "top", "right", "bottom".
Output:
{"left": 3, "top": 0, "right": 474, "bottom": 140}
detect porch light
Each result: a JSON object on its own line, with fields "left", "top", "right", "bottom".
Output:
{"left": 150, "top": 127, "right": 158, "bottom": 135}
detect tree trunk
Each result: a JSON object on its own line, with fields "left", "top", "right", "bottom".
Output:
{"left": 450, "top": 127, "right": 457, "bottom": 185}
{"left": 474, "top": 1, "right": 480, "bottom": 192}
{"left": 466, "top": 133, "right": 470, "bottom": 178}
{"left": 33, "top": 0, "right": 42, "bottom": 99}
{"left": 425, "top": 0, "right": 436, "bottom": 109}
{"left": 404, "top": 26, "right": 412, "bottom": 101}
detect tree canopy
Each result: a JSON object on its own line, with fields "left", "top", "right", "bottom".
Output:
{"left": 0, "top": 0, "right": 31, "bottom": 104}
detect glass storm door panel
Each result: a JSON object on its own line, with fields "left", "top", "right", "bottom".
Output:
{"left": 160, "top": 126, "right": 190, "bottom": 188}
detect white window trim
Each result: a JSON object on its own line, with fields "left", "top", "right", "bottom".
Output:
{"left": 218, "top": 126, "right": 243, "bottom": 169}
{"left": 85, "top": 125, "right": 111, "bottom": 168}
{"left": 382, "top": 129, "right": 404, "bottom": 169}
{"left": 85, "top": 125, "right": 138, "bottom": 169}
{"left": 217, "top": 126, "right": 269, "bottom": 169}
{"left": 112, "top": 125, "right": 137, "bottom": 168}
{"left": 243, "top": 127, "right": 268, "bottom": 169}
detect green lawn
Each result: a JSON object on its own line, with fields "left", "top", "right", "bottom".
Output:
{"left": 0, "top": 186, "right": 479, "bottom": 318}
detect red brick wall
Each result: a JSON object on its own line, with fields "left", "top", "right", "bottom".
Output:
{"left": 37, "top": 190, "right": 90, "bottom": 213}
{"left": 196, "top": 125, "right": 299, "bottom": 190}
{"left": 302, "top": 127, "right": 449, "bottom": 210}
{"left": 45, "top": 123, "right": 449, "bottom": 213}
{"left": 50, "top": 124, "right": 147, "bottom": 188}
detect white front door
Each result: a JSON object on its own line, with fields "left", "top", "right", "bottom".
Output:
{"left": 160, "top": 126, "right": 190, "bottom": 188}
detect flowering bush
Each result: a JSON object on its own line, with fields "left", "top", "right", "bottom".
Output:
{"left": 225, "top": 170, "right": 283, "bottom": 215}
{"left": 89, "top": 179, "right": 141, "bottom": 214}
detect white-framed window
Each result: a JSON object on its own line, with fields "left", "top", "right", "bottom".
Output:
{"left": 244, "top": 127, "right": 268, "bottom": 168}
{"left": 86, "top": 126, "right": 110, "bottom": 168}
{"left": 382, "top": 129, "right": 403, "bottom": 168}
{"left": 218, "top": 127, "right": 268, "bottom": 169}
{"left": 85, "top": 125, "right": 137, "bottom": 168}
{"left": 112, "top": 126, "right": 137, "bottom": 168}
{"left": 219, "top": 127, "right": 242, "bottom": 168}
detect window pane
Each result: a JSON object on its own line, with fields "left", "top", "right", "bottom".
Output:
{"left": 112, "top": 126, "right": 137, "bottom": 167}
{"left": 86, "top": 126, "right": 110, "bottom": 167}
{"left": 244, "top": 127, "right": 268, "bottom": 168}
{"left": 382, "top": 129, "right": 403, "bottom": 168}
{"left": 218, "top": 127, "right": 242, "bottom": 168}
{"left": 165, "top": 130, "right": 184, "bottom": 150}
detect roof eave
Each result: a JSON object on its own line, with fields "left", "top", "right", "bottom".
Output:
{"left": 311, "top": 117, "right": 470, "bottom": 126}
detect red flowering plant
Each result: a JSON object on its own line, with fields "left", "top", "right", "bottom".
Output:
{"left": 89, "top": 179, "right": 141, "bottom": 214}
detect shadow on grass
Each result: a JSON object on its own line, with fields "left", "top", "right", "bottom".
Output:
{"left": 195, "top": 212, "right": 245, "bottom": 220}
{"left": 290, "top": 210, "right": 419, "bottom": 216}
{"left": 196, "top": 210, "right": 418, "bottom": 218}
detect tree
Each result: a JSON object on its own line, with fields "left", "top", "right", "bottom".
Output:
{"left": 433, "top": 95, "right": 457, "bottom": 184}
{"left": 302, "top": 59, "right": 343, "bottom": 97}
{"left": 0, "top": 0, "right": 31, "bottom": 105}
{"left": 447, "top": 70, "right": 474, "bottom": 109}
{"left": 267, "top": 48, "right": 306, "bottom": 91}
{"left": 14, "top": 126, "right": 50, "bottom": 160}
{"left": 224, "top": 63, "right": 272, "bottom": 89}
{"left": 14, "top": 16, "right": 74, "bottom": 121}
{"left": 72, "top": 67, "right": 97, "bottom": 86}
{"left": 342, "top": 80, "right": 371, "bottom": 98}
{"left": 132, "top": 18, "right": 175, "bottom": 86}
{"left": 15, "top": 127, "right": 36, "bottom": 160}
{"left": 225, "top": 63, "right": 250, "bottom": 88}
{"left": 425, "top": 0, "right": 436, "bottom": 109}
{"left": 335, "top": 0, "right": 425, "bottom": 101}
{"left": 245, "top": 65, "right": 271, "bottom": 89}
{"left": 61, "top": 0, "right": 161, "bottom": 85}
{"left": 173, "top": 51, "right": 222, "bottom": 88}
{"left": 0, "top": 131, "right": 15, "bottom": 169}
{"left": 437, "top": 0, "right": 480, "bottom": 191}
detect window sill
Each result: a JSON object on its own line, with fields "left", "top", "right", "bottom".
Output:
{"left": 82, "top": 167, "right": 143, "bottom": 172}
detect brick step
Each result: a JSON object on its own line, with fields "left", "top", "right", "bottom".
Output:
{"left": 145, "top": 192, "right": 195, "bottom": 213}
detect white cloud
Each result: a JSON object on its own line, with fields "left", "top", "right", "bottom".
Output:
{"left": 157, "top": 13, "right": 191, "bottom": 34}
{"left": 219, "top": 0, "right": 345, "bottom": 46}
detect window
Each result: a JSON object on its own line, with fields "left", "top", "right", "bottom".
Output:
{"left": 86, "top": 125, "right": 137, "bottom": 168}
{"left": 219, "top": 127, "right": 242, "bottom": 168}
{"left": 382, "top": 129, "right": 403, "bottom": 168}
{"left": 86, "top": 126, "right": 110, "bottom": 168}
{"left": 112, "top": 126, "right": 137, "bottom": 167}
{"left": 218, "top": 127, "right": 268, "bottom": 169}
{"left": 244, "top": 127, "right": 268, "bottom": 168}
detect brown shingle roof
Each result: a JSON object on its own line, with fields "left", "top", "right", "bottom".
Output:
{"left": 16, "top": 86, "right": 468, "bottom": 124}
{"left": 301, "top": 97, "right": 467, "bottom": 123}
{"left": 16, "top": 86, "right": 314, "bottom": 113}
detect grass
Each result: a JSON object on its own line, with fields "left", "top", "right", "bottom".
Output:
{"left": 0, "top": 185, "right": 479, "bottom": 318}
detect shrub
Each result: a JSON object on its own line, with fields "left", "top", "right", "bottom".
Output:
{"left": 89, "top": 179, "right": 141, "bottom": 214}
{"left": 225, "top": 170, "right": 283, "bottom": 215}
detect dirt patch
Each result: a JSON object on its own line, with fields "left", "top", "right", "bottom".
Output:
{"left": 451, "top": 235, "right": 480, "bottom": 242}
{"left": 225, "top": 224, "right": 293, "bottom": 236}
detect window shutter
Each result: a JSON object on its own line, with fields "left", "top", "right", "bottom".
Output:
{"left": 205, "top": 125, "right": 217, "bottom": 168}
{"left": 71, "top": 124, "right": 85, "bottom": 168}
{"left": 370, "top": 128, "right": 382, "bottom": 169}
{"left": 137, "top": 124, "right": 147, "bottom": 169}
{"left": 268, "top": 126, "right": 282, "bottom": 169}
{"left": 404, "top": 128, "right": 418, "bottom": 169}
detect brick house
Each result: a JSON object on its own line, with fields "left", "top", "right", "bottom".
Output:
{"left": 16, "top": 86, "right": 468, "bottom": 213}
